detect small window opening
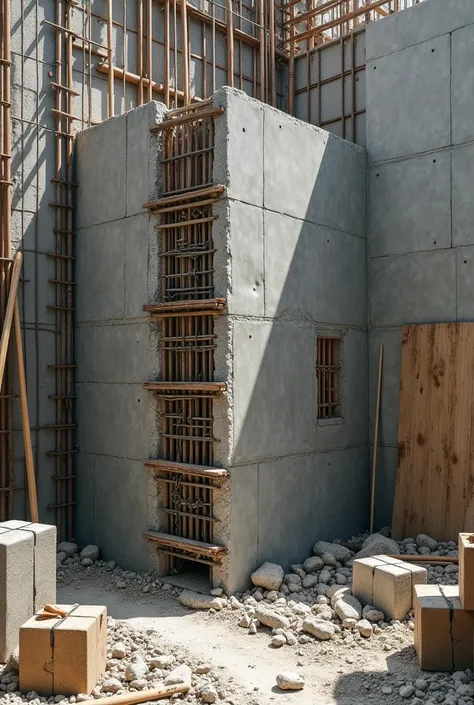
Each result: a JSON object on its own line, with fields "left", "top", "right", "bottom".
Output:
{"left": 317, "top": 337, "right": 341, "bottom": 419}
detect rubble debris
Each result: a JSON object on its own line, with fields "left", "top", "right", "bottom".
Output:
{"left": 178, "top": 591, "right": 223, "bottom": 611}
{"left": 250, "top": 562, "right": 284, "bottom": 591}
{"left": 275, "top": 672, "right": 305, "bottom": 691}
{"left": 355, "top": 534, "right": 399, "bottom": 559}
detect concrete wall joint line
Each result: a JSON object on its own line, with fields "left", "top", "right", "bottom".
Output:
{"left": 230, "top": 443, "right": 369, "bottom": 468}
{"left": 368, "top": 137, "right": 474, "bottom": 168}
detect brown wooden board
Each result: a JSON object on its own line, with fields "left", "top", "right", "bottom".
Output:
{"left": 392, "top": 323, "right": 474, "bottom": 541}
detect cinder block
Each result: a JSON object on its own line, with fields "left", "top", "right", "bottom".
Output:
{"left": 0, "top": 521, "right": 57, "bottom": 611}
{"left": 20, "top": 604, "right": 107, "bottom": 695}
{"left": 352, "top": 556, "right": 386, "bottom": 605}
{"left": 372, "top": 563, "right": 413, "bottom": 620}
{"left": 459, "top": 533, "right": 474, "bottom": 609}
{"left": 414, "top": 584, "right": 473, "bottom": 671}
{"left": 0, "top": 530, "right": 34, "bottom": 662}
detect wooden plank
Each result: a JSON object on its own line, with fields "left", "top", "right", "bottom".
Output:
{"left": 392, "top": 323, "right": 474, "bottom": 540}
{"left": 144, "top": 458, "right": 228, "bottom": 478}
{"left": 143, "top": 530, "right": 226, "bottom": 555}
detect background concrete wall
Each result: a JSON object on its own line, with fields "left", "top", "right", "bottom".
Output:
{"left": 74, "top": 101, "right": 164, "bottom": 569}
{"left": 213, "top": 88, "right": 368, "bottom": 592}
{"left": 366, "top": 0, "right": 474, "bottom": 528}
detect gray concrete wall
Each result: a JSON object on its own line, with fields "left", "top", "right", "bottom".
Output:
{"left": 365, "top": 0, "right": 474, "bottom": 528}
{"left": 212, "top": 88, "right": 368, "bottom": 592}
{"left": 74, "top": 101, "right": 165, "bottom": 569}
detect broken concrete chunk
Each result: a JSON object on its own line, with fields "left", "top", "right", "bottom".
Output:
{"left": 303, "top": 556, "right": 324, "bottom": 573}
{"left": 163, "top": 663, "right": 192, "bottom": 687}
{"left": 80, "top": 545, "right": 99, "bottom": 561}
{"left": 334, "top": 594, "right": 363, "bottom": 621}
{"left": 356, "top": 619, "right": 373, "bottom": 637}
{"left": 302, "top": 617, "right": 335, "bottom": 640}
{"left": 255, "top": 606, "right": 290, "bottom": 630}
{"left": 179, "top": 590, "right": 223, "bottom": 611}
{"left": 56, "top": 541, "right": 78, "bottom": 557}
{"left": 355, "top": 533, "right": 399, "bottom": 559}
{"left": 250, "top": 562, "right": 284, "bottom": 591}
{"left": 312, "top": 541, "right": 351, "bottom": 563}
{"left": 276, "top": 672, "right": 305, "bottom": 691}
{"left": 416, "top": 534, "right": 438, "bottom": 551}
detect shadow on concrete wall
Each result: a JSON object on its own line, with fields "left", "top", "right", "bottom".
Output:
{"left": 225, "top": 100, "right": 370, "bottom": 587}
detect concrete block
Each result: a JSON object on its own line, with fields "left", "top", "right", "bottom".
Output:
{"left": 368, "top": 330, "right": 401, "bottom": 447}
{"left": 124, "top": 213, "right": 149, "bottom": 318}
{"left": 228, "top": 465, "right": 259, "bottom": 593}
{"left": 76, "top": 114, "right": 127, "bottom": 229}
{"left": 227, "top": 200, "right": 264, "bottom": 316}
{"left": 0, "top": 521, "right": 56, "bottom": 612}
{"left": 75, "top": 322, "right": 149, "bottom": 384}
{"left": 453, "top": 144, "right": 474, "bottom": 247}
{"left": 126, "top": 102, "right": 165, "bottom": 216}
{"left": 231, "top": 320, "right": 316, "bottom": 464}
{"left": 366, "top": 35, "right": 451, "bottom": 162}
{"left": 369, "top": 250, "right": 456, "bottom": 327}
{"left": 263, "top": 110, "right": 366, "bottom": 236}
{"left": 76, "top": 383, "right": 148, "bottom": 459}
{"left": 352, "top": 556, "right": 386, "bottom": 606}
{"left": 366, "top": 0, "right": 474, "bottom": 61}
{"left": 368, "top": 153, "right": 451, "bottom": 257}
{"left": 264, "top": 210, "right": 367, "bottom": 326}
{"left": 213, "top": 88, "right": 264, "bottom": 208}
{"left": 0, "top": 530, "right": 34, "bottom": 662}
{"left": 414, "top": 584, "right": 473, "bottom": 671}
{"left": 452, "top": 24, "right": 474, "bottom": 144}
{"left": 257, "top": 447, "right": 369, "bottom": 571}
{"left": 459, "top": 533, "right": 474, "bottom": 609}
{"left": 372, "top": 563, "right": 412, "bottom": 620}
{"left": 76, "top": 220, "right": 126, "bottom": 322}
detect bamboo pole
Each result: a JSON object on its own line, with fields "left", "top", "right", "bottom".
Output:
{"left": 164, "top": 0, "right": 170, "bottom": 105}
{"left": 370, "top": 343, "right": 383, "bottom": 534}
{"left": 13, "top": 300, "right": 39, "bottom": 523}
{"left": 0, "top": 253, "right": 22, "bottom": 388}
{"left": 268, "top": 0, "right": 275, "bottom": 105}
{"left": 90, "top": 684, "right": 190, "bottom": 705}
{"left": 181, "top": 0, "right": 190, "bottom": 103}
{"left": 226, "top": 0, "right": 234, "bottom": 87}
{"left": 147, "top": 0, "right": 153, "bottom": 102}
{"left": 107, "top": 0, "right": 114, "bottom": 116}
{"left": 258, "top": 0, "right": 264, "bottom": 100}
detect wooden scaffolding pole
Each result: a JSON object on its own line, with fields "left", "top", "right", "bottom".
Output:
{"left": 107, "top": 0, "right": 114, "bottom": 116}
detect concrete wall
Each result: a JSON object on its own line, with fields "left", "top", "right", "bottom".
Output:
{"left": 213, "top": 88, "right": 368, "bottom": 592}
{"left": 366, "top": 0, "right": 474, "bottom": 528}
{"left": 74, "top": 102, "right": 165, "bottom": 569}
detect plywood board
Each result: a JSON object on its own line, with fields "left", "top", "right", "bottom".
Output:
{"left": 392, "top": 323, "right": 474, "bottom": 541}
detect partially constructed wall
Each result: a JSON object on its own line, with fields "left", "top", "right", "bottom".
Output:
{"left": 366, "top": 0, "right": 474, "bottom": 526}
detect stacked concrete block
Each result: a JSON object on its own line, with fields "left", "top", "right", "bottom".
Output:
{"left": 0, "top": 530, "right": 35, "bottom": 662}
{"left": 0, "top": 521, "right": 56, "bottom": 662}
{"left": 459, "top": 533, "right": 474, "bottom": 610}
{"left": 352, "top": 554, "right": 426, "bottom": 619}
{"left": 0, "top": 521, "right": 57, "bottom": 610}
{"left": 414, "top": 584, "right": 473, "bottom": 671}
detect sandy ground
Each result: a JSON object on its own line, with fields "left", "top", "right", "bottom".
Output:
{"left": 58, "top": 577, "right": 421, "bottom": 705}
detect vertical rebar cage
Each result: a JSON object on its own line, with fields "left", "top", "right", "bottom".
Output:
{"left": 144, "top": 103, "right": 228, "bottom": 575}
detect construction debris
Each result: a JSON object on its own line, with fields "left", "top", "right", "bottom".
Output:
{"left": 275, "top": 672, "right": 305, "bottom": 691}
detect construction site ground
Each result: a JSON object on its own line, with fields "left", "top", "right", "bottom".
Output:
{"left": 56, "top": 574, "right": 431, "bottom": 705}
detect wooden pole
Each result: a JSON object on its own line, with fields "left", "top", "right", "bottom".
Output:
{"left": 137, "top": 0, "right": 144, "bottom": 104}
{"left": 226, "top": 0, "right": 234, "bottom": 87}
{"left": 269, "top": 0, "right": 275, "bottom": 105}
{"left": 13, "top": 300, "right": 39, "bottom": 523}
{"left": 258, "top": 0, "right": 264, "bottom": 100}
{"left": 0, "top": 253, "right": 22, "bottom": 388}
{"left": 164, "top": 0, "right": 170, "bottom": 106}
{"left": 181, "top": 0, "right": 190, "bottom": 103}
{"left": 370, "top": 343, "right": 383, "bottom": 534}
{"left": 107, "top": 0, "right": 114, "bottom": 116}
{"left": 147, "top": 0, "right": 153, "bottom": 102}
{"left": 389, "top": 555, "right": 458, "bottom": 564}
{"left": 93, "top": 684, "right": 190, "bottom": 705}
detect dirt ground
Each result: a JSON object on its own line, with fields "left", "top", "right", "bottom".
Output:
{"left": 58, "top": 575, "right": 422, "bottom": 705}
